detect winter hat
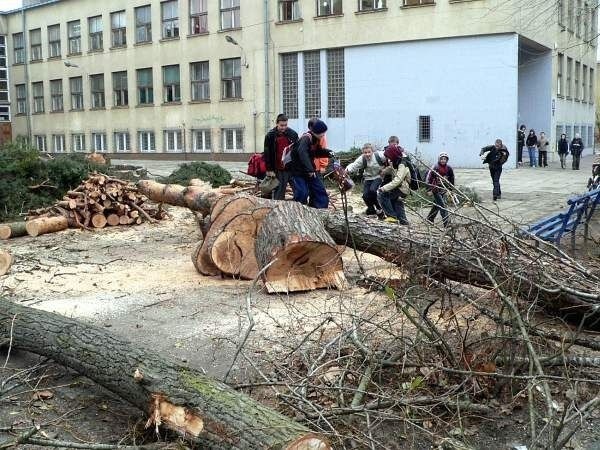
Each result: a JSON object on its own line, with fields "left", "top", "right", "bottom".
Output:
{"left": 438, "top": 152, "right": 449, "bottom": 160}
{"left": 384, "top": 144, "right": 403, "bottom": 162}
{"left": 310, "top": 119, "right": 328, "bottom": 134}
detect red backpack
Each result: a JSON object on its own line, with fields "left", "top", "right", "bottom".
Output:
{"left": 247, "top": 153, "right": 267, "bottom": 178}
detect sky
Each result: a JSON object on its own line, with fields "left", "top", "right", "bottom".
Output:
{"left": 0, "top": 0, "right": 22, "bottom": 12}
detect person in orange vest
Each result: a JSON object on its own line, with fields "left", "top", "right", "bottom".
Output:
{"left": 308, "top": 118, "right": 329, "bottom": 182}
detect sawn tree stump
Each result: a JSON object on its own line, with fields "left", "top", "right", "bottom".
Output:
{"left": 0, "top": 222, "right": 28, "bottom": 240}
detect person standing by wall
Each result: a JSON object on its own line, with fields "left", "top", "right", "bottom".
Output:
{"left": 288, "top": 119, "right": 330, "bottom": 208}
{"left": 345, "top": 143, "right": 386, "bottom": 219}
{"left": 526, "top": 129, "right": 538, "bottom": 167}
{"left": 517, "top": 124, "right": 526, "bottom": 167}
{"left": 537, "top": 131, "right": 549, "bottom": 168}
{"left": 570, "top": 133, "right": 584, "bottom": 170}
{"left": 425, "top": 152, "right": 455, "bottom": 227}
{"left": 263, "top": 114, "right": 298, "bottom": 200}
{"left": 480, "top": 139, "right": 509, "bottom": 201}
{"left": 557, "top": 133, "right": 569, "bottom": 169}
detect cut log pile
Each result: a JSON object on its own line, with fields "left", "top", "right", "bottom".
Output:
{"left": 22, "top": 173, "right": 166, "bottom": 236}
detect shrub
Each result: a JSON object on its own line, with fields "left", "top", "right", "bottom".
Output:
{"left": 162, "top": 162, "right": 232, "bottom": 187}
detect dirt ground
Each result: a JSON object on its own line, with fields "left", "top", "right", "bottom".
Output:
{"left": 1, "top": 167, "right": 600, "bottom": 449}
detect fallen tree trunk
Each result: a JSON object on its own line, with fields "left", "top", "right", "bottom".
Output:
{"left": 25, "top": 216, "right": 69, "bottom": 237}
{"left": 0, "top": 250, "right": 12, "bottom": 275}
{"left": 0, "top": 222, "right": 28, "bottom": 240}
{"left": 0, "top": 298, "right": 330, "bottom": 449}
{"left": 257, "top": 202, "right": 346, "bottom": 293}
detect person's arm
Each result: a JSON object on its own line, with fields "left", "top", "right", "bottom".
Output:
{"left": 381, "top": 166, "right": 408, "bottom": 192}
{"left": 263, "top": 132, "right": 275, "bottom": 172}
{"left": 296, "top": 137, "right": 315, "bottom": 174}
{"left": 448, "top": 167, "right": 455, "bottom": 187}
{"left": 346, "top": 155, "right": 364, "bottom": 174}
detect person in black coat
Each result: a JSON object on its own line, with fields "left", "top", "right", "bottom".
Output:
{"left": 263, "top": 113, "right": 298, "bottom": 200}
{"left": 517, "top": 124, "right": 526, "bottom": 166}
{"left": 480, "top": 139, "right": 508, "bottom": 201}
{"left": 557, "top": 133, "right": 569, "bottom": 169}
{"left": 570, "top": 133, "right": 584, "bottom": 170}
{"left": 525, "top": 129, "right": 538, "bottom": 167}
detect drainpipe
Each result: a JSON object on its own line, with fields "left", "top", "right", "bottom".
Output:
{"left": 263, "top": 0, "right": 270, "bottom": 134}
{"left": 21, "top": 5, "right": 32, "bottom": 142}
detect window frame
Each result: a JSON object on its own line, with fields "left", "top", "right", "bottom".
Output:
{"left": 192, "top": 128, "right": 211, "bottom": 152}
{"left": 279, "top": 0, "right": 301, "bottom": 21}
{"left": 114, "top": 131, "right": 131, "bottom": 152}
{"left": 327, "top": 48, "right": 345, "bottom": 118}
{"left": 402, "top": 0, "right": 434, "bottom": 6}
{"left": 30, "top": 28, "right": 42, "bottom": 61}
{"left": 162, "top": 65, "right": 181, "bottom": 103}
{"left": 190, "top": 0, "right": 209, "bottom": 35}
{"left": 138, "top": 130, "right": 156, "bottom": 152}
{"left": 221, "top": 57, "right": 241, "bottom": 99}
{"left": 222, "top": 127, "right": 244, "bottom": 152}
{"left": 91, "top": 132, "right": 107, "bottom": 152}
{"left": 112, "top": 71, "right": 129, "bottom": 107}
{"left": 88, "top": 16, "right": 104, "bottom": 52}
{"left": 90, "top": 74, "right": 105, "bottom": 109}
{"left": 418, "top": 115, "right": 431, "bottom": 143}
{"left": 566, "top": 57, "right": 573, "bottom": 98}
{"left": 164, "top": 129, "right": 183, "bottom": 152}
{"left": 557, "top": 53, "right": 564, "bottom": 97}
{"left": 48, "top": 24, "right": 61, "bottom": 58}
{"left": 71, "top": 133, "right": 86, "bottom": 152}
{"left": 32, "top": 81, "right": 44, "bottom": 113}
{"left": 137, "top": 68, "right": 154, "bottom": 105}
{"left": 190, "top": 61, "right": 210, "bottom": 101}
{"left": 70, "top": 76, "right": 84, "bottom": 110}
{"left": 161, "top": 0, "right": 180, "bottom": 39}
{"left": 316, "top": 0, "right": 342, "bottom": 16}
{"left": 574, "top": 60, "right": 580, "bottom": 101}
{"left": 13, "top": 33, "right": 25, "bottom": 64}
{"left": 34, "top": 135, "right": 47, "bottom": 152}
{"left": 358, "top": 0, "right": 386, "bottom": 12}
{"left": 220, "top": 0, "right": 241, "bottom": 30}
{"left": 52, "top": 134, "right": 66, "bottom": 153}
{"left": 50, "top": 79, "right": 64, "bottom": 112}
{"left": 135, "top": 5, "right": 153, "bottom": 43}
{"left": 111, "top": 10, "right": 127, "bottom": 48}
{"left": 67, "top": 20, "right": 82, "bottom": 55}
{"left": 15, "top": 84, "right": 26, "bottom": 114}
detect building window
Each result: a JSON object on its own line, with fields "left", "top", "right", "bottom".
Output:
{"left": 164, "top": 130, "right": 183, "bottom": 152}
{"left": 112, "top": 71, "right": 128, "bottom": 106}
{"left": 222, "top": 128, "right": 243, "bottom": 152}
{"left": 192, "top": 129, "right": 211, "bottom": 152}
{"left": 89, "top": 16, "right": 103, "bottom": 51}
{"left": 221, "top": 58, "right": 241, "bottom": 99}
{"left": 137, "top": 68, "right": 154, "bottom": 104}
{"left": 190, "top": 0, "right": 208, "bottom": 34}
{"left": 16, "top": 84, "right": 26, "bottom": 114}
{"left": 34, "top": 135, "right": 47, "bottom": 152}
{"left": 590, "top": 67, "right": 594, "bottom": 103}
{"left": 557, "top": 53, "right": 564, "bottom": 97}
{"left": 72, "top": 133, "right": 86, "bottom": 152}
{"left": 114, "top": 131, "right": 130, "bottom": 152}
{"left": 317, "top": 0, "right": 342, "bottom": 16}
{"left": 558, "top": 0, "right": 565, "bottom": 26}
{"left": 304, "top": 51, "right": 321, "bottom": 117}
{"left": 418, "top": 115, "right": 431, "bottom": 142}
{"left": 574, "top": 125, "right": 580, "bottom": 139}
{"left": 135, "top": 5, "right": 152, "bottom": 43}
{"left": 220, "top": 0, "right": 240, "bottom": 29}
{"left": 568, "top": 0, "right": 574, "bottom": 31}
{"left": 70, "top": 76, "right": 84, "bottom": 110}
{"left": 162, "top": 0, "right": 180, "bottom": 38}
{"left": 592, "top": 7, "right": 598, "bottom": 46}
{"left": 327, "top": 48, "right": 345, "bottom": 118}
{"left": 68, "top": 20, "right": 81, "bottom": 54}
{"left": 92, "top": 132, "right": 107, "bottom": 151}
{"left": 162, "top": 65, "right": 181, "bottom": 103}
{"left": 587, "top": 125, "right": 593, "bottom": 148}
{"left": 0, "top": 106, "right": 9, "bottom": 122}
{"left": 583, "top": 1, "right": 589, "bottom": 41}
{"left": 566, "top": 57, "right": 573, "bottom": 98}
{"left": 90, "top": 74, "right": 105, "bottom": 108}
{"left": 32, "top": 81, "right": 44, "bottom": 113}
{"left": 281, "top": 53, "right": 298, "bottom": 119}
{"left": 582, "top": 64, "right": 587, "bottom": 102}
{"left": 50, "top": 79, "right": 63, "bottom": 112}
{"left": 138, "top": 131, "right": 156, "bottom": 152}
{"left": 111, "top": 11, "right": 127, "bottom": 47}
{"left": 403, "top": 0, "right": 434, "bottom": 5}
{"left": 576, "top": 0, "right": 582, "bottom": 37}
{"left": 279, "top": 0, "right": 301, "bottom": 20}
{"left": 13, "top": 33, "right": 24, "bottom": 64}
{"left": 52, "top": 134, "right": 66, "bottom": 153}
{"left": 574, "top": 61, "right": 580, "bottom": 100}
{"left": 48, "top": 24, "right": 61, "bottom": 58}
{"left": 30, "top": 29, "right": 42, "bottom": 61}
{"left": 190, "top": 61, "right": 209, "bottom": 101}
{"left": 566, "top": 124, "right": 572, "bottom": 139}
{"left": 359, "top": 0, "right": 386, "bottom": 11}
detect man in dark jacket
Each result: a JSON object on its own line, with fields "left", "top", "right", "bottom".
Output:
{"left": 480, "top": 139, "right": 508, "bottom": 201}
{"left": 263, "top": 113, "right": 298, "bottom": 200}
{"left": 517, "top": 125, "right": 526, "bottom": 167}
{"left": 570, "top": 133, "right": 584, "bottom": 170}
{"left": 288, "top": 119, "right": 329, "bottom": 209}
{"left": 557, "top": 133, "right": 569, "bottom": 169}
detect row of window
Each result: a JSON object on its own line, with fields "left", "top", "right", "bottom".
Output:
{"left": 558, "top": 0, "right": 598, "bottom": 45}
{"left": 0, "top": 36, "right": 8, "bottom": 122}
{"left": 556, "top": 124, "right": 594, "bottom": 148}
{"left": 15, "top": 59, "right": 241, "bottom": 114}
{"left": 33, "top": 128, "right": 244, "bottom": 153}
{"left": 281, "top": 49, "right": 345, "bottom": 119}
{"left": 556, "top": 54, "right": 595, "bottom": 103}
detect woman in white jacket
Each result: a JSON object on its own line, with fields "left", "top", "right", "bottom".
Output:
{"left": 346, "top": 143, "right": 386, "bottom": 218}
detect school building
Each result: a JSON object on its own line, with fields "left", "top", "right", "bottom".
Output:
{"left": 0, "top": 0, "right": 596, "bottom": 167}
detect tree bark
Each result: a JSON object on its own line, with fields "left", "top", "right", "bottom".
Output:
{"left": 0, "top": 298, "right": 330, "bottom": 450}
{"left": 0, "top": 222, "right": 28, "bottom": 240}
{"left": 0, "top": 250, "right": 13, "bottom": 276}
{"left": 256, "top": 202, "right": 346, "bottom": 293}
{"left": 25, "top": 216, "right": 69, "bottom": 237}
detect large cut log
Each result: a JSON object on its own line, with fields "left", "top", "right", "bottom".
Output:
{"left": 91, "top": 213, "right": 108, "bottom": 228}
{"left": 138, "top": 180, "right": 222, "bottom": 216}
{"left": 256, "top": 202, "right": 346, "bottom": 293}
{"left": 0, "top": 222, "right": 28, "bottom": 240}
{"left": 0, "top": 250, "right": 13, "bottom": 275}
{"left": 0, "top": 298, "right": 330, "bottom": 449}
{"left": 25, "top": 216, "right": 69, "bottom": 237}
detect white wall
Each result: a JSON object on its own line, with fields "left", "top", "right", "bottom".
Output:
{"left": 518, "top": 51, "right": 552, "bottom": 139}
{"left": 339, "top": 34, "right": 519, "bottom": 168}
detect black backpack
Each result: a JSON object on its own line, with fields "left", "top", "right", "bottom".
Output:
{"left": 358, "top": 152, "right": 385, "bottom": 178}
{"left": 401, "top": 156, "right": 423, "bottom": 191}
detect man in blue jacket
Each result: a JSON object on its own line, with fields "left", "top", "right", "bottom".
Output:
{"left": 287, "top": 119, "right": 330, "bottom": 208}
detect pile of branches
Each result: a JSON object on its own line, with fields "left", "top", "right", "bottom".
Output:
{"left": 28, "top": 173, "right": 165, "bottom": 230}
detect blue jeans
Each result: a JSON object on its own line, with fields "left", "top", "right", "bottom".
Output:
{"left": 489, "top": 166, "right": 502, "bottom": 200}
{"left": 363, "top": 178, "right": 382, "bottom": 212}
{"left": 377, "top": 190, "right": 408, "bottom": 224}
{"left": 427, "top": 192, "right": 450, "bottom": 227}
{"left": 291, "top": 174, "right": 329, "bottom": 209}
{"left": 527, "top": 146, "right": 537, "bottom": 167}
